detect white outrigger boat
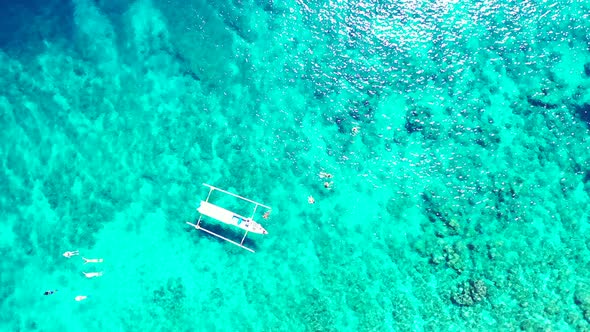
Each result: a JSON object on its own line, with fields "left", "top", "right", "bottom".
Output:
{"left": 186, "top": 183, "right": 271, "bottom": 253}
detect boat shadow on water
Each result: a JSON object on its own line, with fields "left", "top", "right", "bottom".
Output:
{"left": 186, "top": 219, "right": 258, "bottom": 252}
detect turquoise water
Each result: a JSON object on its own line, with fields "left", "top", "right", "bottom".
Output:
{"left": 1, "top": 0, "right": 590, "bottom": 330}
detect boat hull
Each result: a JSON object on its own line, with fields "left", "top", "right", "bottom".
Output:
{"left": 197, "top": 201, "right": 268, "bottom": 235}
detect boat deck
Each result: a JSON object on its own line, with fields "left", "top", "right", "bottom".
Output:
{"left": 197, "top": 201, "right": 267, "bottom": 234}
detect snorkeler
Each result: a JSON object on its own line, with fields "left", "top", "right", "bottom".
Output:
{"left": 82, "top": 257, "right": 104, "bottom": 264}
{"left": 319, "top": 171, "right": 333, "bottom": 179}
{"left": 63, "top": 250, "right": 79, "bottom": 258}
{"left": 43, "top": 290, "right": 58, "bottom": 296}
{"left": 82, "top": 272, "right": 103, "bottom": 278}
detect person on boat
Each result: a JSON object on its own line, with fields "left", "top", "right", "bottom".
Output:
{"left": 82, "top": 257, "right": 104, "bottom": 264}
{"left": 44, "top": 290, "right": 58, "bottom": 296}
{"left": 75, "top": 295, "right": 88, "bottom": 302}
{"left": 63, "top": 250, "right": 79, "bottom": 258}
{"left": 82, "top": 272, "right": 103, "bottom": 278}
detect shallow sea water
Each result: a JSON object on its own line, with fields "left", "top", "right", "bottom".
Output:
{"left": 1, "top": 0, "right": 590, "bottom": 331}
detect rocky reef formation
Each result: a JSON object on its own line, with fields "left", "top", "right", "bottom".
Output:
{"left": 452, "top": 279, "right": 488, "bottom": 307}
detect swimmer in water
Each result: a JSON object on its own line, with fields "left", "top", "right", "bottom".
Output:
{"left": 82, "top": 257, "right": 104, "bottom": 264}
{"left": 63, "top": 250, "right": 79, "bottom": 258}
{"left": 324, "top": 182, "right": 333, "bottom": 189}
{"left": 44, "top": 290, "right": 58, "bottom": 296}
{"left": 82, "top": 272, "right": 103, "bottom": 278}
{"left": 308, "top": 195, "right": 315, "bottom": 204}
{"left": 263, "top": 211, "right": 271, "bottom": 219}
{"left": 319, "top": 171, "right": 333, "bottom": 179}
{"left": 75, "top": 295, "right": 88, "bottom": 302}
